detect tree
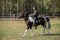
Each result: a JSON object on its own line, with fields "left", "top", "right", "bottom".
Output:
{"left": 24, "top": 0, "right": 36, "bottom": 14}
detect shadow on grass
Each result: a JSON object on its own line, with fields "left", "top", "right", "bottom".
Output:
{"left": 38, "top": 34, "right": 60, "bottom": 36}
{"left": 45, "top": 34, "right": 60, "bottom": 36}
{"left": 22, "top": 34, "right": 60, "bottom": 38}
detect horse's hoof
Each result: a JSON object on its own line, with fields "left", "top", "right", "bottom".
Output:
{"left": 22, "top": 36, "right": 25, "bottom": 38}
{"left": 31, "top": 34, "right": 34, "bottom": 37}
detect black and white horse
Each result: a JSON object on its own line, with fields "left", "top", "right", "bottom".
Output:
{"left": 19, "top": 11, "right": 51, "bottom": 37}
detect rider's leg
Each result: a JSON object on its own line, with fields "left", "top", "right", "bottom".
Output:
{"left": 34, "top": 17, "right": 36, "bottom": 24}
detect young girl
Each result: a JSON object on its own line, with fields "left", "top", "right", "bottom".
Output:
{"left": 32, "top": 6, "right": 38, "bottom": 24}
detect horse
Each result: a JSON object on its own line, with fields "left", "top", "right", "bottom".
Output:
{"left": 19, "top": 11, "right": 51, "bottom": 37}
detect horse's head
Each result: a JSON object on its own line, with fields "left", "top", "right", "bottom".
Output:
{"left": 19, "top": 11, "right": 29, "bottom": 19}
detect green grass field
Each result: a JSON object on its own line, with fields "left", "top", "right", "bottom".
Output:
{"left": 0, "top": 18, "right": 60, "bottom": 40}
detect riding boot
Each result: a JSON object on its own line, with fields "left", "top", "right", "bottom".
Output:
{"left": 34, "top": 22, "right": 37, "bottom": 29}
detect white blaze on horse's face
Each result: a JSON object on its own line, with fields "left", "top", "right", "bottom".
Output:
{"left": 29, "top": 16, "right": 34, "bottom": 22}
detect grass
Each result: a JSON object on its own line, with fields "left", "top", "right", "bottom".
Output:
{"left": 0, "top": 18, "right": 60, "bottom": 40}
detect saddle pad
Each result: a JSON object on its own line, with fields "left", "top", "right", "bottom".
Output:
{"left": 28, "top": 16, "right": 34, "bottom": 22}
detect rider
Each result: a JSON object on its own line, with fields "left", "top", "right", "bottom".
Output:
{"left": 32, "top": 6, "right": 38, "bottom": 24}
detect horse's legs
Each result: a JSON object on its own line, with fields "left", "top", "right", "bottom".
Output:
{"left": 23, "top": 29, "right": 28, "bottom": 37}
{"left": 30, "top": 29, "right": 34, "bottom": 37}
{"left": 42, "top": 25, "right": 46, "bottom": 35}
{"left": 46, "top": 25, "right": 50, "bottom": 34}
{"left": 43, "top": 27, "right": 45, "bottom": 35}
{"left": 23, "top": 29, "right": 34, "bottom": 37}
{"left": 47, "top": 28, "right": 50, "bottom": 34}
{"left": 35, "top": 26, "right": 37, "bottom": 29}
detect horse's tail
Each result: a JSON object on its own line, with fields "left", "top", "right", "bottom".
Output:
{"left": 47, "top": 18, "right": 51, "bottom": 29}
{"left": 48, "top": 21, "right": 51, "bottom": 29}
